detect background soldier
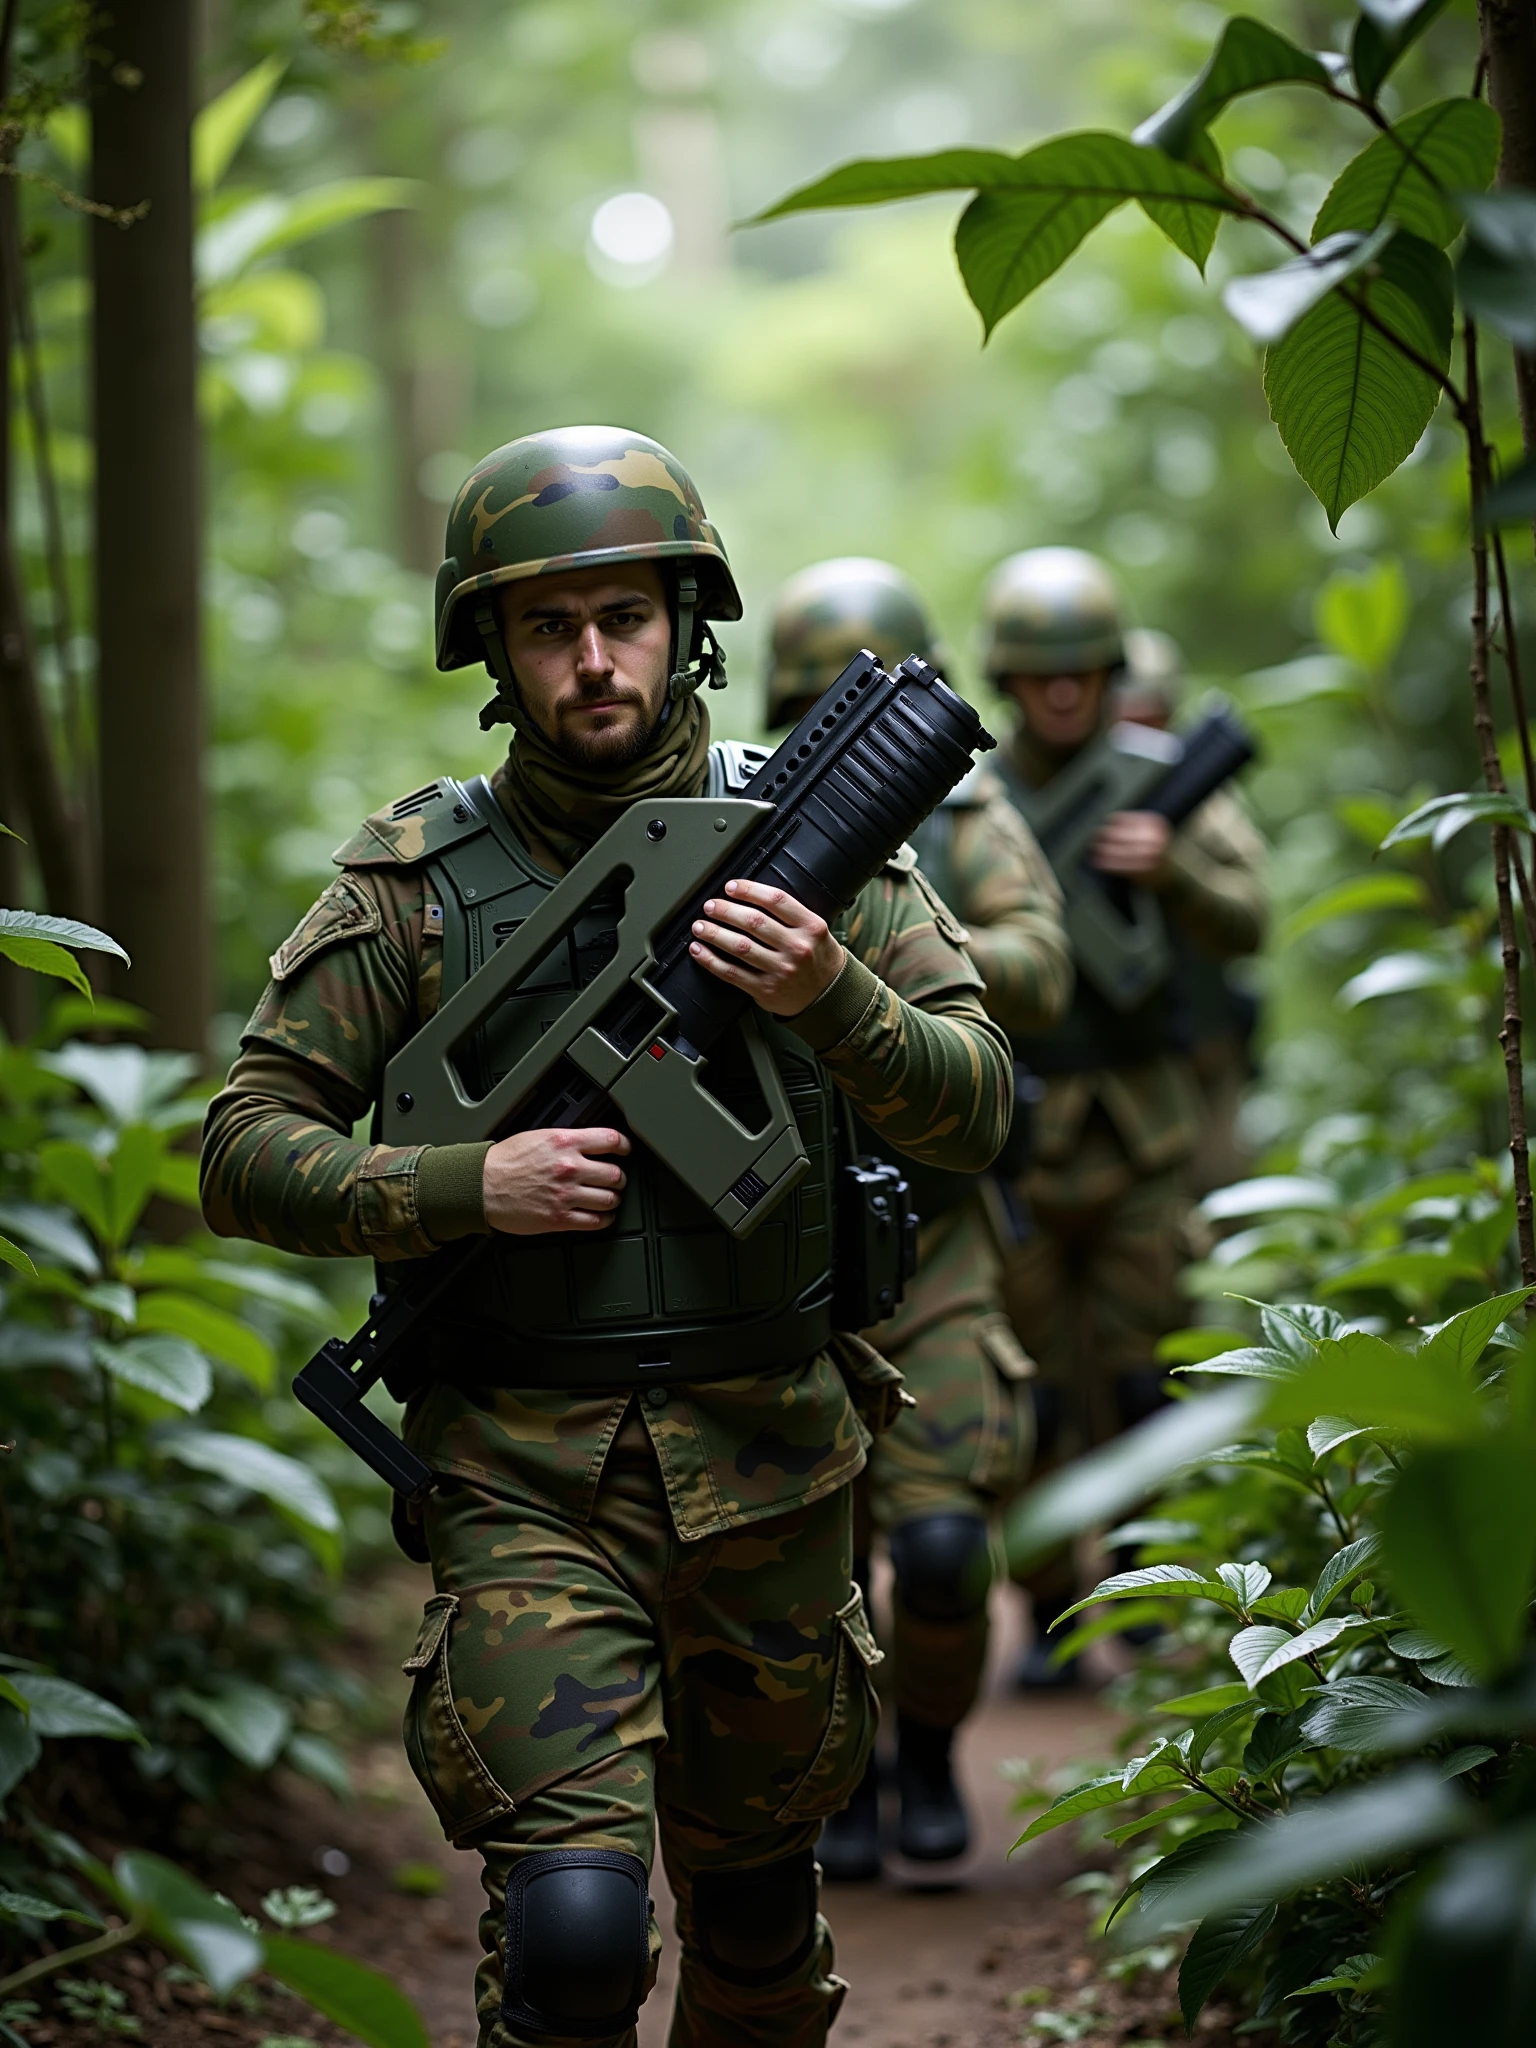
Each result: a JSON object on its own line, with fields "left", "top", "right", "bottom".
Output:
{"left": 766, "top": 558, "right": 1072, "bottom": 1874}
{"left": 980, "top": 548, "right": 1266, "bottom": 1687}
{"left": 200, "top": 427, "right": 1013, "bottom": 2048}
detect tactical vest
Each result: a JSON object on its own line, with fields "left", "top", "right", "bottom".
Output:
{"left": 364, "top": 747, "right": 841, "bottom": 1386}
{"left": 990, "top": 746, "right": 1187, "bottom": 1075}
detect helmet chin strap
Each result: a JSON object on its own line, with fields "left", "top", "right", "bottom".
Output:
{"left": 475, "top": 599, "right": 530, "bottom": 734}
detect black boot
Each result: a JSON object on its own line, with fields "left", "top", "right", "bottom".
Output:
{"left": 1014, "top": 1593, "right": 1081, "bottom": 1691}
{"left": 895, "top": 1715, "right": 969, "bottom": 1864}
{"left": 817, "top": 1752, "right": 882, "bottom": 1882}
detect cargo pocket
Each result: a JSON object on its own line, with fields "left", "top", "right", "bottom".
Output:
{"left": 776, "top": 1587, "right": 883, "bottom": 1823}
{"left": 970, "top": 1311, "right": 1037, "bottom": 1498}
{"left": 402, "top": 1593, "right": 517, "bottom": 1847}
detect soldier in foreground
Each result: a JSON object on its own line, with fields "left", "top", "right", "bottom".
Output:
{"left": 200, "top": 429, "right": 1012, "bottom": 2048}
{"left": 980, "top": 549, "right": 1265, "bottom": 1687}
{"left": 766, "top": 559, "right": 1072, "bottom": 1874}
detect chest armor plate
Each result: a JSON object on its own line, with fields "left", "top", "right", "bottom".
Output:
{"left": 423, "top": 778, "right": 838, "bottom": 1379}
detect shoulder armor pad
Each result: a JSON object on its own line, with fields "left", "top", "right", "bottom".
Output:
{"left": 332, "top": 777, "right": 489, "bottom": 868}
{"left": 939, "top": 762, "right": 989, "bottom": 809}
{"left": 270, "top": 874, "right": 382, "bottom": 982}
{"left": 706, "top": 740, "right": 773, "bottom": 798}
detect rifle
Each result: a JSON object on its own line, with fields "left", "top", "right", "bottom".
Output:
{"left": 1000, "top": 707, "right": 1256, "bottom": 1014}
{"left": 295, "top": 652, "right": 995, "bottom": 1499}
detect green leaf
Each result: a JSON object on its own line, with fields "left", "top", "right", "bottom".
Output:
{"left": 193, "top": 54, "right": 287, "bottom": 192}
{"left": 1417, "top": 1290, "right": 1533, "bottom": 1381}
{"left": 954, "top": 133, "right": 1234, "bottom": 337}
{"left": 1301, "top": 1675, "right": 1426, "bottom": 1752}
{"left": 1131, "top": 16, "right": 1333, "bottom": 162}
{"left": 1014, "top": 1767, "right": 1188, "bottom": 1847}
{"left": 1153, "top": 1683, "right": 1253, "bottom": 1718}
{"left": 261, "top": 1934, "right": 429, "bottom": 2048}
{"left": 1250, "top": 1619, "right": 1356, "bottom": 1686}
{"left": 154, "top": 1153, "right": 202, "bottom": 1208}
{"left": 1391, "top": 1820, "right": 1536, "bottom": 2048}
{"left": 136, "top": 1294, "right": 275, "bottom": 1390}
{"left": 1057, "top": 1565, "right": 1231, "bottom": 1624}
{"left": 0, "top": 1887, "right": 100, "bottom": 1926}
{"left": 1352, "top": 1, "right": 1451, "bottom": 101}
{"left": 1315, "top": 555, "right": 1412, "bottom": 674}
{"left": 1304, "top": 1534, "right": 1383, "bottom": 1623}
{"left": 1263, "top": 1329, "right": 1487, "bottom": 1441}
{"left": 1138, "top": 128, "right": 1226, "bottom": 272}
{"left": 94, "top": 1335, "right": 211, "bottom": 1412}
{"left": 1263, "top": 230, "right": 1452, "bottom": 530}
{"left": 1217, "top": 1561, "right": 1274, "bottom": 1607}
{"left": 0, "top": 908, "right": 128, "bottom": 964}
{"left": 0, "top": 1677, "right": 26, "bottom": 1714}
{"left": 1135, "top": 1767, "right": 1470, "bottom": 1929}
{"left": 1177, "top": 1345, "right": 1304, "bottom": 1383}
{"left": 37, "top": 1141, "right": 111, "bottom": 1240}
{"left": 177, "top": 1679, "right": 293, "bottom": 1770}
{"left": 1155, "top": 1326, "right": 1251, "bottom": 1366}
{"left": 1005, "top": 1387, "right": 1263, "bottom": 1568}
{"left": 0, "top": 1703, "right": 42, "bottom": 1800}
{"left": 1230, "top": 1624, "right": 1295, "bottom": 1689}
{"left": 111, "top": 1851, "right": 263, "bottom": 1994}
{"left": 8, "top": 1674, "right": 144, "bottom": 1743}
{"left": 0, "top": 1201, "right": 99, "bottom": 1277}
{"left": 1202, "top": 1175, "right": 1339, "bottom": 1221}
{"left": 0, "top": 934, "right": 89, "bottom": 994}
{"left": 1180, "top": 1901, "right": 1277, "bottom": 2030}
{"left": 284, "top": 1732, "right": 353, "bottom": 1802}
{"left": 198, "top": 178, "right": 419, "bottom": 285}
{"left": 103, "top": 1123, "right": 168, "bottom": 1247}
{"left": 1280, "top": 873, "right": 1426, "bottom": 946}
{"left": 1320, "top": 1248, "right": 1482, "bottom": 1304}
{"left": 1381, "top": 1441, "right": 1536, "bottom": 1678}
{"left": 1226, "top": 224, "right": 1397, "bottom": 345}
{"left": 1457, "top": 191, "right": 1536, "bottom": 350}
{"left": 1380, "top": 788, "right": 1536, "bottom": 851}
{"left": 750, "top": 147, "right": 1024, "bottom": 221}
{"left": 0, "top": 1231, "right": 35, "bottom": 1276}
{"left": 165, "top": 1430, "right": 340, "bottom": 1532}
{"left": 1260, "top": 1302, "right": 1347, "bottom": 1354}
{"left": 1314, "top": 99, "right": 1500, "bottom": 250}
{"left": 1337, "top": 951, "right": 1458, "bottom": 1008}
{"left": 1190, "top": 1702, "right": 1265, "bottom": 1772}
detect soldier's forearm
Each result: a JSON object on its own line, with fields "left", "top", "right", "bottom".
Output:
{"left": 1160, "top": 840, "right": 1267, "bottom": 957}
{"left": 787, "top": 956, "right": 1012, "bottom": 1171}
{"left": 964, "top": 914, "right": 1074, "bottom": 1036}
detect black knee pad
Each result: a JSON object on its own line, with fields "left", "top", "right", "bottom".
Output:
{"left": 890, "top": 1512, "right": 992, "bottom": 1623}
{"left": 1115, "top": 1369, "right": 1171, "bottom": 1431}
{"left": 502, "top": 1849, "right": 650, "bottom": 2039}
{"left": 693, "top": 1849, "right": 819, "bottom": 1988}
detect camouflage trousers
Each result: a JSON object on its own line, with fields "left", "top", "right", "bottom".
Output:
{"left": 403, "top": 1406, "right": 880, "bottom": 2048}
{"left": 860, "top": 1196, "right": 1034, "bottom": 1729}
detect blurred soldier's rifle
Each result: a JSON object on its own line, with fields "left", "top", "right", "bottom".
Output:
{"left": 295, "top": 651, "right": 995, "bottom": 1498}
{"left": 996, "top": 708, "right": 1256, "bottom": 1014}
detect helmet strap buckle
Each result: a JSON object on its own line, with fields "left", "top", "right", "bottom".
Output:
{"left": 475, "top": 598, "right": 528, "bottom": 734}
{"left": 668, "top": 569, "right": 728, "bottom": 700}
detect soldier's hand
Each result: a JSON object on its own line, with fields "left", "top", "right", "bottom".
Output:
{"left": 482, "top": 1127, "right": 630, "bottom": 1235}
{"left": 1090, "top": 810, "right": 1172, "bottom": 882}
{"left": 689, "top": 877, "right": 846, "bottom": 1017}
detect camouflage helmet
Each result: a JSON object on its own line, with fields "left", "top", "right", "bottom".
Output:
{"left": 764, "top": 557, "right": 938, "bottom": 730}
{"left": 434, "top": 425, "right": 743, "bottom": 717}
{"left": 981, "top": 547, "right": 1127, "bottom": 679}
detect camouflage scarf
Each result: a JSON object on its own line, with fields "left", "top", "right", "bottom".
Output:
{"left": 493, "top": 693, "right": 712, "bottom": 873}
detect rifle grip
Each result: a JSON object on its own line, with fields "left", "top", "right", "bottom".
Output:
{"left": 294, "top": 1341, "right": 437, "bottom": 1501}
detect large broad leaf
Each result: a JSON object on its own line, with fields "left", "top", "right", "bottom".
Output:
{"left": 166, "top": 1431, "right": 340, "bottom": 1533}
{"left": 1263, "top": 230, "right": 1453, "bottom": 529}
{"left": 1313, "top": 99, "right": 1499, "bottom": 249}
{"left": 193, "top": 54, "right": 286, "bottom": 192}
{"left": 1316, "top": 556, "right": 1411, "bottom": 672}
{"left": 1279, "top": 872, "right": 1426, "bottom": 945}
{"left": 1391, "top": 1820, "right": 1536, "bottom": 2047}
{"left": 752, "top": 147, "right": 1025, "bottom": 220}
{"left": 177, "top": 1679, "right": 293, "bottom": 1770}
{"left": 1352, "top": 1, "right": 1451, "bottom": 101}
{"left": 112, "top": 1852, "right": 263, "bottom": 1994}
{"left": 1057, "top": 1565, "right": 1230, "bottom": 1624}
{"left": 0, "top": 907, "right": 128, "bottom": 963}
{"left": 1005, "top": 1386, "right": 1262, "bottom": 1567}
{"left": 1304, "top": 1533, "right": 1382, "bottom": 1624}
{"left": 198, "top": 177, "right": 418, "bottom": 285}
{"left": 1380, "top": 790, "right": 1536, "bottom": 851}
{"left": 1180, "top": 1901, "right": 1277, "bottom": 2030}
{"left": 1015, "top": 1766, "right": 1189, "bottom": 1846}
{"left": 1135, "top": 1767, "right": 1469, "bottom": 1929}
{"left": 0, "top": 1704, "right": 42, "bottom": 1801}
{"left": 262, "top": 1933, "right": 429, "bottom": 2048}
{"left": 37, "top": 1139, "right": 111, "bottom": 1240}
{"left": 1458, "top": 191, "right": 1536, "bottom": 350}
{"left": 136, "top": 1293, "right": 275, "bottom": 1390}
{"left": 1132, "top": 16, "right": 1333, "bottom": 161}
{"left": 1381, "top": 1441, "right": 1536, "bottom": 1679}
{"left": 1302, "top": 1675, "right": 1426, "bottom": 1752}
{"left": 8, "top": 1674, "right": 143, "bottom": 1743}
{"left": 94, "top": 1334, "right": 211, "bottom": 1412}
{"left": 953, "top": 134, "right": 1234, "bottom": 336}
{"left": 0, "top": 1202, "right": 98, "bottom": 1277}
{"left": 1225, "top": 225, "right": 1396, "bottom": 345}
{"left": 0, "top": 1231, "right": 35, "bottom": 1276}
{"left": 1417, "top": 1290, "right": 1533, "bottom": 1381}
{"left": 1337, "top": 951, "right": 1457, "bottom": 1007}
{"left": 0, "top": 933, "right": 89, "bottom": 995}
{"left": 1263, "top": 1329, "right": 1487, "bottom": 1442}
{"left": 1201, "top": 1175, "right": 1338, "bottom": 1221}
{"left": 41, "top": 1041, "right": 198, "bottom": 1125}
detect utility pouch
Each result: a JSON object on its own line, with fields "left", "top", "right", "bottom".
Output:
{"left": 832, "top": 1157, "right": 917, "bottom": 1331}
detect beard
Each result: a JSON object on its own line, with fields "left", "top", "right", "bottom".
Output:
{"left": 547, "top": 685, "right": 660, "bottom": 771}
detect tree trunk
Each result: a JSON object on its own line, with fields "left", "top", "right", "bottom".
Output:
{"left": 1480, "top": 0, "right": 1536, "bottom": 455}
{"left": 91, "top": 0, "right": 209, "bottom": 1058}
{"left": 370, "top": 206, "right": 442, "bottom": 573}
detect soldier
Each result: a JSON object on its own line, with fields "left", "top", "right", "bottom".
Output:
{"left": 200, "top": 428, "right": 1013, "bottom": 2048}
{"left": 980, "top": 549, "right": 1266, "bottom": 1687}
{"left": 1114, "top": 629, "right": 1261, "bottom": 1198}
{"left": 765, "top": 558, "right": 1072, "bottom": 1875}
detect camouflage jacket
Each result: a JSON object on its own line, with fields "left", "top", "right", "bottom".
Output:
{"left": 201, "top": 767, "right": 1013, "bottom": 1539}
